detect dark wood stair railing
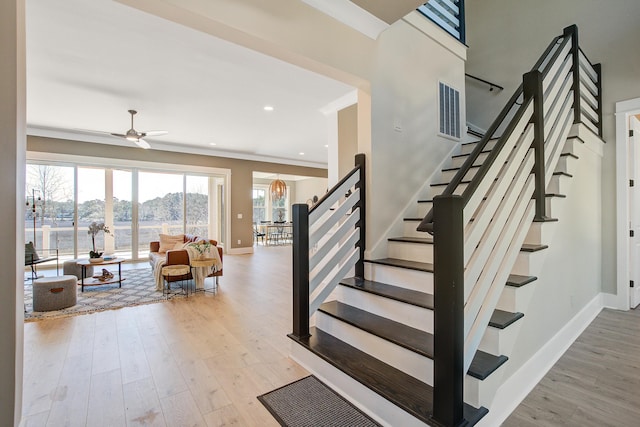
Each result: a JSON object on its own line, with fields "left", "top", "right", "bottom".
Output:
{"left": 291, "top": 153, "right": 366, "bottom": 340}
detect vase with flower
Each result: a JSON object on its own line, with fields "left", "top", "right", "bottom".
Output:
{"left": 192, "top": 240, "right": 212, "bottom": 260}
{"left": 88, "top": 221, "right": 111, "bottom": 263}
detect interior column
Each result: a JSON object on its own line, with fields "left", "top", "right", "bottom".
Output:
{"left": 0, "top": 0, "right": 26, "bottom": 425}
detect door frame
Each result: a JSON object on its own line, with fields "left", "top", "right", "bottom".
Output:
{"left": 615, "top": 97, "right": 640, "bottom": 310}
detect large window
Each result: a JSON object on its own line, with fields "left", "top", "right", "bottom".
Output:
{"left": 186, "top": 175, "right": 209, "bottom": 237}
{"left": 252, "top": 184, "right": 289, "bottom": 223}
{"left": 113, "top": 169, "right": 133, "bottom": 255}
{"left": 77, "top": 167, "right": 106, "bottom": 256}
{"left": 25, "top": 164, "right": 74, "bottom": 257}
{"left": 138, "top": 171, "right": 184, "bottom": 252}
{"left": 26, "top": 161, "right": 226, "bottom": 261}
{"left": 253, "top": 188, "right": 266, "bottom": 223}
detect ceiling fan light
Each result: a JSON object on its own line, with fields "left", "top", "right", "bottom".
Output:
{"left": 126, "top": 136, "right": 138, "bottom": 142}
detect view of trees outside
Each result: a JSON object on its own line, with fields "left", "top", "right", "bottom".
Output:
{"left": 253, "top": 188, "right": 266, "bottom": 223}
{"left": 186, "top": 175, "right": 209, "bottom": 237}
{"left": 252, "top": 185, "right": 289, "bottom": 223}
{"left": 26, "top": 164, "right": 213, "bottom": 259}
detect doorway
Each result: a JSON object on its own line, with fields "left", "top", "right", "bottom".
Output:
{"left": 616, "top": 98, "right": 640, "bottom": 309}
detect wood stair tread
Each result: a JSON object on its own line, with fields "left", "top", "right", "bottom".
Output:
{"left": 506, "top": 274, "right": 537, "bottom": 287}
{"left": 366, "top": 258, "right": 434, "bottom": 273}
{"left": 521, "top": 243, "right": 548, "bottom": 252}
{"left": 289, "top": 327, "right": 488, "bottom": 426}
{"left": 388, "top": 236, "right": 433, "bottom": 244}
{"left": 319, "top": 301, "right": 508, "bottom": 380}
{"left": 452, "top": 149, "right": 492, "bottom": 159}
{"left": 342, "top": 277, "right": 526, "bottom": 332}
{"left": 340, "top": 277, "right": 433, "bottom": 309}
{"left": 489, "top": 309, "right": 524, "bottom": 329}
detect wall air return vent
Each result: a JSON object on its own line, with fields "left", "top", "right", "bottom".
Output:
{"left": 439, "top": 81, "right": 461, "bottom": 140}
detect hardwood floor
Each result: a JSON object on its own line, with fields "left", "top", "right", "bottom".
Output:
{"left": 22, "top": 247, "right": 640, "bottom": 426}
{"left": 503, "top": 306, "right": 640, "bottom": 427}
{"left": 22, "top": 245, "right": 308, "bottom": 427}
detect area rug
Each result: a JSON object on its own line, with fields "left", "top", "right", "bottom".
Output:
{"left": 257, "top": 375, "right": 381, "bottom": 427}
{"left": 24, "top": 268, "right": 182, "bottom": 322}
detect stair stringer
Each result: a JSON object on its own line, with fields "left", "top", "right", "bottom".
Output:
{"left": 476, "top": 124, "right": 605, "bottom": 423}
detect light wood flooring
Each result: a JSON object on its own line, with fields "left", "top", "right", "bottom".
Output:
{"left": 22, "top": 245, "right": 308, "bottom": 427}
{"left": 503, "top": 306, "right": 640, "bottom": 427}
{"left": 21, "top": 246, "right": 640, "bottom": 426}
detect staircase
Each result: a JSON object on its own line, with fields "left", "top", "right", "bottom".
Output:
{"left": 289, "top": 25, "right": 601, "bottom": 427}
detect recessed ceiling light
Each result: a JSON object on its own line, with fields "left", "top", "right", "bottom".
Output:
{"left": 209, "top": 142, "right": 217, "bottom": 146}
{"left": 299, "top": 152, "right": 305, "bottom": 156}
{"left": 264, "top": 105, "right": 274, "bottom": 111}
{"left": 324, "top": 145, "right": 328, "bottom": 148}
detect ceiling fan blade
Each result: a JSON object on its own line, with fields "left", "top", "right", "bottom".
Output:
{"left": 135, "top": 138, "right": 151, "bottom": 149}
{"left": 144, "top": 130, "right": 168, "bottom": 137}
{"left": 110, "top": 133, "right": 127, "bottom": 138}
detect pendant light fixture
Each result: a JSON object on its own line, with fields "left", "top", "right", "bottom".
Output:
{"left": 269, "top": 176, "right": 287, "bottom": 202}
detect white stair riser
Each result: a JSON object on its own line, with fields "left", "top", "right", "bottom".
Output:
{"left": 562, "top": 138, "right": 578, "bottom": 155}
{"left": 555, "top": 155, "right": 578, "bottom": 175}
{"left": 317, "top": 314, "right": 501, "bottom": 409}
{"left": 496, "top": 281, "right": 537, "bottom": 312}
{"left": 290, "top": 344, "right": 427, "bottom": 427}
{"left": 429, "top": 182, "right": 468, "bottom": 198}
{"left": 478, "top": 322, "right": 523, "bottom": 356}
{"left": 337, "top": 286, "right": 434, "bottom": 334}
{"left": 546, "top": 174, "right": 571, "bottom": 194}
{"left": 460, "top": 139, "right": 498, "bottom": 155}
{"left": 388, "top": 241, "right": 433, "bottom": 264}
{"left": 511, "top": 250, "right": 546, "bottom": 276}
{"left": 524, "top": 221, "right": 558, "bottom": 245}
{"left": 365, "top": 263, "right": 433, "bottom": 294}
{"left": 441, "top": 166, "right": 480, "bottom": 182}
{"left": 545, "top": 195, "right": 567, "bottom": 218}
{"left": 316, "top": 312, "right": 433, "bottom": 384}
{"left": 465, "top": 364, "right": 506, "bottom": 409}
{"left": 403, "top": 220, "right": 429, "bottom": 239}
{"left": 416, "top": 202, "right": 433, "bottom": 218}
{"left": 450, "top": 152, "right": 489, "bottom": 168}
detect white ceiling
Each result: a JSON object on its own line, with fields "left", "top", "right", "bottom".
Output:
{"left": 25, "top": 0, "right": 355, "bottom": 167}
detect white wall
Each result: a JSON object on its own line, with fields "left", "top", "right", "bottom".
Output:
{"left": 0, "top": 1, "right": 26, "bottom": 425}
{"left": 368, "top": 17, "right": 466, "bottom": 249}
{"left": 465, "top": 0, "right": 640, "bottom": 295}
{"left": 294, "top": 177, "right": 328, "bottom": 205}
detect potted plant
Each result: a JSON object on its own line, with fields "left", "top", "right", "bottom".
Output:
{"left": 88, "top": 221, "right": 111, "bottom": 263}
{"left": 192, "top": 240, "right": 212, "bottom": 260}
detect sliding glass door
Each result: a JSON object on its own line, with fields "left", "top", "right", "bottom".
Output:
{"left": 26, "top": 161, "right": 226, "bottom": 262}
{"left": 25, "top": 164, "right": 74, "bottom": 258}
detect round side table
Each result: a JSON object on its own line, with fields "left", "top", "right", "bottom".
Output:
{"left": 161, "top": 264, "right": 190, "bottom": 298}
{"left": 190, "top": 258, "right": 217, "bottom": 295}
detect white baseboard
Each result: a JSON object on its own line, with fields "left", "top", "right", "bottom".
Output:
{"left": 227, "top": 247, "right": 254, "bottom": 255}
{"left": 476, "top": 293, "right": 604, "bottom": 427}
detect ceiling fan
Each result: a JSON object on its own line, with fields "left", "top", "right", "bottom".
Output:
{"left": 108, "top": 109, "right": 167, "bottom": 149}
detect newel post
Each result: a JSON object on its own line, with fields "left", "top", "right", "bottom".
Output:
{"left": 431, "top": 195, "right": 464, "bottom": 427}
{"left": 524, "top": 70, "right": 549, "bottom": 221}
{"left": 292, "top": 203, "right": 310, "bottom": 339}
{"left": 594, "top": 63, "right": 603, "bottom": 136}
{"left": 564, "top": 24, "right": 581, "bottom": 126}
{"left": 354, "top": 153, "right": 366, "bottom": 278}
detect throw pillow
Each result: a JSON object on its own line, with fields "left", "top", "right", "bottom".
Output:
{"left": 25, "top": 241, "right": 39, "bottom": 264}
{"left": 173, "top": 241, "right": 186, "bottom": 250}
{"left": 159, "top": 234, "right": 185, "bottom": 253}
